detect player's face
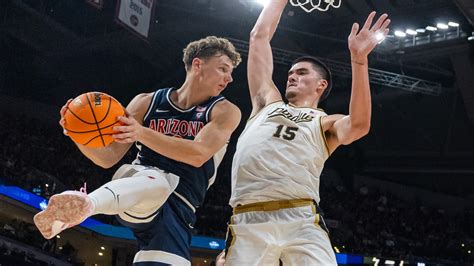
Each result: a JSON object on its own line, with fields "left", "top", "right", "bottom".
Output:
{"left": 198, "top": 54, "right": 234, "bottom": 95}
{"left": 286, "top": 61, "right": 325, "bottom": 102}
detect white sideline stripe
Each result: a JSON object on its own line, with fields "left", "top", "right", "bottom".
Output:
{"left": 133, "top": 250, "right": 190, "bottom": 265}
{"left": 173, "top": 191, "right": 196, "bottom": 213}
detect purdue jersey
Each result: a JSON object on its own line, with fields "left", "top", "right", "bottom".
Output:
{"left": 134, "top": 88, "right": 227, "bottom": 210}
{"left": 229, "top": 101, "right": 329, "bottom": 207}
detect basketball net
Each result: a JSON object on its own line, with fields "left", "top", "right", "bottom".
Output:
{"left": 289, "top": 0, "right": 342, "bottom": 12}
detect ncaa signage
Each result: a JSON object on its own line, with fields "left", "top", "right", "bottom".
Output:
{"left": 116, "top": 0, "right": 155, "bottom": 39}
{"left": 209, "top": 241, "right": 220, "bottom": 249}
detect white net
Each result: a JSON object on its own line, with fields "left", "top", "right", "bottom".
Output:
{"left": 289, "top": 0, "right": 342, "bottom": 12}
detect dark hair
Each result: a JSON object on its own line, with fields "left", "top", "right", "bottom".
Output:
{"left": 291, "top": 56, "right": 333, "bottom": 101}
{"left": 183, "top": 36, "right": 241, "bottom": 71}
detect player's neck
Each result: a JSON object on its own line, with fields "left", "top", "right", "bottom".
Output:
{"left": 288, "top": 98, "right": 319, "bottom": 109}
{"left": 173, "top": 80, "right": 210, "bottom": 109}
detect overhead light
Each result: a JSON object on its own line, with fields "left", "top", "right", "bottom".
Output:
{"left": 98, "top": 252, "right": 103, "bottom": 256}
{"left": 255, "top": 0, "right": 270, "bottom": 6}
{"left": 416, "top": 28, "right": 426, "bottom": 33}
{"left": 101, "top": 246, "right": 105, "bottom": 250}
{"left": 426, "top": 26, "right": 437, "bottom": 32}
{"left": 394, "top": 30, "right": 407, "bottom": 38}
{"left": 406, "top": 29, "right": 417, "bottom": 36}
{"left": 437, "top": 23, "right": 449, "bottom": 30}
{"left": 448, "top": 22, "right": 459, "bottom": 27}
{"left": 56, "top": 235, "right": 60, "bottom": 239}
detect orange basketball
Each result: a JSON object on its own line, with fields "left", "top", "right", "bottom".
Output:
{"left": 64, "top": 92, "right": 126, "bottom": 148}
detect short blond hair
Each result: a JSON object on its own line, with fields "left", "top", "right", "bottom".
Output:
{"left": 183, "top": 36, "right": 241, "bottom": 71}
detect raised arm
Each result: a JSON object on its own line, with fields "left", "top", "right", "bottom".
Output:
{"left": 323, "top": 12, "right": 390, "bottom": 154}
{"left": 248, "top": 0, "right": 288, "bottom": 117}
{"left": 113, "top": 100, "right": 241, "bottom": 168}
{"left": 60, "top": 93, "right": 150, "bottom": 168}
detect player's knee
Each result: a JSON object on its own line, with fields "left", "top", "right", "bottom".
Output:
{"left": 143, "top": 174, "right": 175, "bottom": 195}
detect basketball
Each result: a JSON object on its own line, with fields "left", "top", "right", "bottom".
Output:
{"left": 64, "top": 92, "right": 126, "bottom": 148}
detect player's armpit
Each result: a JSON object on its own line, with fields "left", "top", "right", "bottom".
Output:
{"left": 321, "top": 114, "right": 369, "bottom": 153}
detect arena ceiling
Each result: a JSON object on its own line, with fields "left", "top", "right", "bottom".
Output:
{"left": 1, "top": 0, "right": 473, "bottom": 195}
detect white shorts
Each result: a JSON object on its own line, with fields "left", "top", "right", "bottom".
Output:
{"left": 111, "top": 164, "right": 180, "bottom": 224}
{"left": 225, "top": 199, "right": 337, "bottom": 266}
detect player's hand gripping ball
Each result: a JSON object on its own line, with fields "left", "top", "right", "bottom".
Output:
{"left": 63, "top": 92, "right": 126, "bottom": 148}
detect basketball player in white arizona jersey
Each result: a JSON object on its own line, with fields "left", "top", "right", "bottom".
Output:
{"left": 224, "top": 1, "right": 391, "bottom": 265}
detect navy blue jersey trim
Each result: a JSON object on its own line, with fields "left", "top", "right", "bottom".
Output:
{"left": 205, "top": 96, "right": 225, "bottom": 122}
{"left": 166, "top": 88, "right": 196, "bottom": 113}
{"left": 143, "top": 90, "right": 161, "bottom": 122}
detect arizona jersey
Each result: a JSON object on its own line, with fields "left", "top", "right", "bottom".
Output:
{"left": 229, "top": 101, "right": 330, "bottom": 207}
{"left": 134, "top": 88, "right": 227, "bottom": 210}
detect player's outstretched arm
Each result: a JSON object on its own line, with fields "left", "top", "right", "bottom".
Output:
{"left": 247, "top": 0, "right": 288, "bottom": 117}
{"left": 113, "top": 100, "right": 241, "bottom": 168}
{"left": 323, "top": 12, "right": 390, "bottom": 153}
{"left": 59, "top": 94, "right": 150, "bottom": 168}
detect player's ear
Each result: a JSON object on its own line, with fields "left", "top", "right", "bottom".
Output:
{"left": 318, "top": 79, "right": 328, "bottom": 91}
{"left": 192, "top": 58, "right": 203, "bottom": 71}
{"left": 315, "top": 79, "right": 328, "bottom": 97}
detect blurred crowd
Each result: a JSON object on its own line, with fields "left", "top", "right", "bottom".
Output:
{"left": 1, "top": 111, "right": 473, "bottom": 264}
{"left": 0, "top": 218, "right": 78, "bottom": 264}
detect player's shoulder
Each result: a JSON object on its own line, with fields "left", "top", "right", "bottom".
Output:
{"left": 211, "top": 99, "right": 241, "bottom": 122}
{"left": 214, "top": 98, "right": 240, "bottom": 113}
{"left": 321, "top": 113, "right": 345, "bottom": 131}
{"left": 125, "top": 92, "right": 155, "bottom": 117}
{"left": 134, "top": 92, "right": 154, "bottom": 101}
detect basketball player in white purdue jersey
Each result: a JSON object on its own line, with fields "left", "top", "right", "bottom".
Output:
{"left": 224, "top": 1, "right": 391, "bottom": 265}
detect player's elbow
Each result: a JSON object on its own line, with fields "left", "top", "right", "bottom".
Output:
{"left": 188, "top": 159, "right": 204, "bottom": 168}
{"left": 356, "top": 121, "right": 371, "bottom": 136}
{"left": 187, "top": 156, "right": 208, "bottom": 168}
{"left": 339, "top": 123, "right": 370, "bottom": 145}
{"left": 92, "top": 157, "right": 118, "bottom": 169}
{"left": 250, "top": 29, "right": 270, "bottom": 42}
{"left": 95, "top": 161, "right": 115, "bottom": 169}
{"left": 186, "top": 148, "right": 213, "bottom": 168}
{"left": 349, "top": 123, "right": 371, "bottom": 143}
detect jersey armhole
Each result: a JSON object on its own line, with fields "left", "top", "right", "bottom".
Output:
{"left": 142, "top": 90, "right": 161, "bottom": 121}
{"left": 205, "top": 96, "right": 226, "bottom": 122}
{"left": 319, "top": 115, "right": 331, "bottom": 157}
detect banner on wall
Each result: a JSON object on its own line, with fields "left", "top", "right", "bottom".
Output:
{"left": 116, "top": 0, "right": 155, "bottom": 39}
